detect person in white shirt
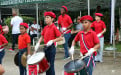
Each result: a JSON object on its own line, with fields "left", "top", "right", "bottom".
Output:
{"left": 9, "top": 11, "right": 23, "bottom": 51}
{"left": 30, "top": 20, "right": 40, "bottom": 44}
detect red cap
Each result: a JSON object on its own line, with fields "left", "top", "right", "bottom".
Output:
{"left": 80, "top": 15, "right": 93, "bottom": 22}
{"left": 20, "top": 23, "right": 29, "bottom": 28}
{"left": 95, "top": 13, "right": 103, "bottom": 17}
{"left": 44, "top": 12, "right": 56, "bottom": 18}
{"left": 61, "top": 6, "right": 68, "bottom": 12}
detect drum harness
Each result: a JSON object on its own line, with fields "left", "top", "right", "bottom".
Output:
{"left": 81, "top": 33, "right": 95, "bottom": 67}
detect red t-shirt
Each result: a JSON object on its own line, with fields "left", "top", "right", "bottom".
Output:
{"left": 74, "top": 29, "right": 99, "bottom": 56}
{"left": 0, "top": 34, "right": 8, "bottom": 49}
{"left": 0, "top": 25, "right": 4, "bottom": 35}
{"left": 58, "top": 14, "right": 73, "bottom": 33}
{"left": 41, "top": 23, "right": 61, "bottom": 44}
{"left": 91, "top": 20, "right": 106, "bottom": 38}
{"left": 18, "top": 33, "right": 31, "bottom": 49}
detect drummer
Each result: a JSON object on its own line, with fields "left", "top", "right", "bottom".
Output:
{"left": 18, "top": 23, "right": 31, "bottom": 75}
{"left": 91, "top": 13, "right": 106, "bottom": 62}
{"left": 69, "top": 15, "right": 100, "bottom": 75}
{"left": 35, "top": 11, "right": 62, "bottom": 75}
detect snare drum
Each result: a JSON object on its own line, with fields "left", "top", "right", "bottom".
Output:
{"left": 27, "top": 52, "right": 50, "bottom": 73}
{"left": 64, "top": 59, "right": 87, "bottom": 75}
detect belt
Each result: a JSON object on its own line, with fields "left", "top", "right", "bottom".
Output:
{"left": 0, "top": 48, "right": 4, "bottom": 52}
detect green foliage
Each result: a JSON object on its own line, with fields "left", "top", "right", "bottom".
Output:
{"left": 4, "top": 16, "right": 34, "bottom": 42}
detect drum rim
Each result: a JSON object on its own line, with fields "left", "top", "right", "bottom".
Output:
{"left": 27, "top": 52, "right": 45, "bottom": 65}
{"left": 64, "top": 59, "right": 86, "bottom": 73}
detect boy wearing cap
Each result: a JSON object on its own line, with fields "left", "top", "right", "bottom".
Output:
{"left": 18, "top": 23, "right": 31, "bottom": 75}
{"left": 35, "top": 11, "right": 62, "bottom": 75}
{"left": 69, "top": 15, "right": 100, "bottom": 75}
{"left": 0, "top": 26, "right": 8, "bottom": 64}
{"left": 91, "top": 13, "right": 106, "bottom": 62}
{"left": 58, "top": 6, "right": 73, "bottom": 59}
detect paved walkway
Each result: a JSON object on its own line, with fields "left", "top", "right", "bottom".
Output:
{"left": 2, "top": 50, "right": 121, "bottom": 75}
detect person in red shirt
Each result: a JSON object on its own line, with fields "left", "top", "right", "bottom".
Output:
{"left": 91, "top": 13, "right": 106, "bottom": 62}
{"left": 35, "top": 11, "right": 62, "bottom": 75}
{"left": 58, "top": 6, "right": 73, "bottom": 59}
{"left": 0, "top": 27, "right": 8, "bottom": 64}
{"left": 18, "top": 23, "right": 31, "bottom": 75}
{"left": 69, "top": 15, "right": 100, "bottom": 75}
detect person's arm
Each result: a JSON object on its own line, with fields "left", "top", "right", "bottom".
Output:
{"left": 34, "top": 36, "right": 44, "bottom": 52}
{"left": 100, "top": 28, "right": 106, "bottom": 35}
{"left": 93, "top": 43, "right": 100, "bottom": 51}
{"left": 27, "top": 43, "right": 31, "bottom": 55}
{"left": 0, "top": 65, "right": 5, "bottom": 75}
{"left": 0, "top": 43, "right": 8, "bottom": 47}
{"left": 71, "top": 40, "right": 76, "bottom": 46}
{"left": 38, "top": 36, "right": 44, "bottom": 44}
{"left": 67, "top": 23, "right": 73, "bottom": 30}
{"left": 53, "top": 36, "right": 63, "bottom": 43}
{"left": 31, "top": 27, "right": 37, "bottom": 31}
{"left": 0, "top": 35, "right": 8, "bottom": 47}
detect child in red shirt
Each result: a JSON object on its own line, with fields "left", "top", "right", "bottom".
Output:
{"left": 0, "top": 26, "right": 8, "bottom": 64}
{"left": 18, "top": 23, "right": 31, "bottom": 75}
{"left": 35, "top": 11, "right": 62, "bottom": 75}
{"left": 91, "top": 13, "right": 106, "bottom": 62}
{"left": 69, "top": 15, "right": 100, "bottom": 75}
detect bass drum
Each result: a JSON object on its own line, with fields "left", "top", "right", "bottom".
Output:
{"left": 27, "top": 52, "right": 50, "bottom": 73}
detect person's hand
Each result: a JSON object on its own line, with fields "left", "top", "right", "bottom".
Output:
{"left": 35, "top": 43, "right": 40, "bottom": 52}
{"left": 62, "top": 27, "right": 67, "bottom": 31}
{"left": 85, "top": 48, "right": 95, "bottom": 56}
{"left": 97, "top": 33, "right": 102, "bottom": 38}
{"left": 46, "top": 40, "right": 54, "bottom": 47}
{"left": 27, "top": 54, "right": 31, "bottom": 59}
{"left": 69, "top": 46, "right": 75, "bottom": 55}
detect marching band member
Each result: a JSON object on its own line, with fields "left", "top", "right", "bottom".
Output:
{"left": 69, "top": 15, "right": 100, "bottom": 75}
{"left": 35, "top": 11, "right": 63, "bottom": 75}
{"left": 91, "top": 13, "right": 106, "bottom": 62}
{"left": 58, "top": 6, "right": 73, "bottom": 60}
{"left": 0, "top": 25, "right": 8, "bottom": 64}
{"left": 18, "top": 23, "right": 31, "bottom": 75}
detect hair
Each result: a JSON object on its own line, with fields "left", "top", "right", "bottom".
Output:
{"left": 20, "top": 25, "right": 28, "bottom": 29}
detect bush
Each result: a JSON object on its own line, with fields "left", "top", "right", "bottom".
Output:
{"left": 4, "top": 16, "right": 34, "bottom": 42}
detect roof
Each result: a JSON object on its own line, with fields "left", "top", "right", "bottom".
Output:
{"left": 0, "top": 0, "right": 120, "bottom": 11}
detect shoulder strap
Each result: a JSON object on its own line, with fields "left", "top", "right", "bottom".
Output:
{"left": 82, "top": 33, "right": 89, "bottom": 51}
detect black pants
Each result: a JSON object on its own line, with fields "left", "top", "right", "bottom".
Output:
{"left": 12, "top": 34, "right": 20, "bottom": 50}
{"left": 44, "top": 44, "right": 56, "bottom": 75}
{"left": 30, "top": 34, "right": 37, "bottom": 45}
{"left": 68, "top": 33, "right": 77, "bottom": 48}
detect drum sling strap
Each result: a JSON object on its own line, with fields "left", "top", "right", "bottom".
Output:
{"left": 81, "top": 33, "right": 95, "bottom": 67}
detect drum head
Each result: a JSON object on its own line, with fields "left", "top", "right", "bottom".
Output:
{"left": 27, "top": 52, "right": 45, "bottom": 65}
{"left": 64, "top": 59, "right": 85, "bottom": 73}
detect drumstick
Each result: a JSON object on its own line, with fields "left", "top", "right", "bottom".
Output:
{"left": 80, "top": 55, "right": 88, "bottom": 60}
{"left": 71, "top": 54, "right": 74, "bottom": 60}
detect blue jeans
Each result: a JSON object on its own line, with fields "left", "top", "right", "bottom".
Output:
{"left": 44, "top": 44, "right": 56, "bottom": 75}
{"left": 0, "top": 50, "right": 5, "bottom": 64}
{"left": 63, "top": 33, "right": 71, "bottom": 58}
{"left": 83, "top": 55, "right": 95, "bottom": 75}
{"left": 18, "top": 48, "right": 27, "bottom": 75}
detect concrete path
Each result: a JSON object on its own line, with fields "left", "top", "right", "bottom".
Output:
{"left": 2, "top": 50, "right": 121, "bottom": 75}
